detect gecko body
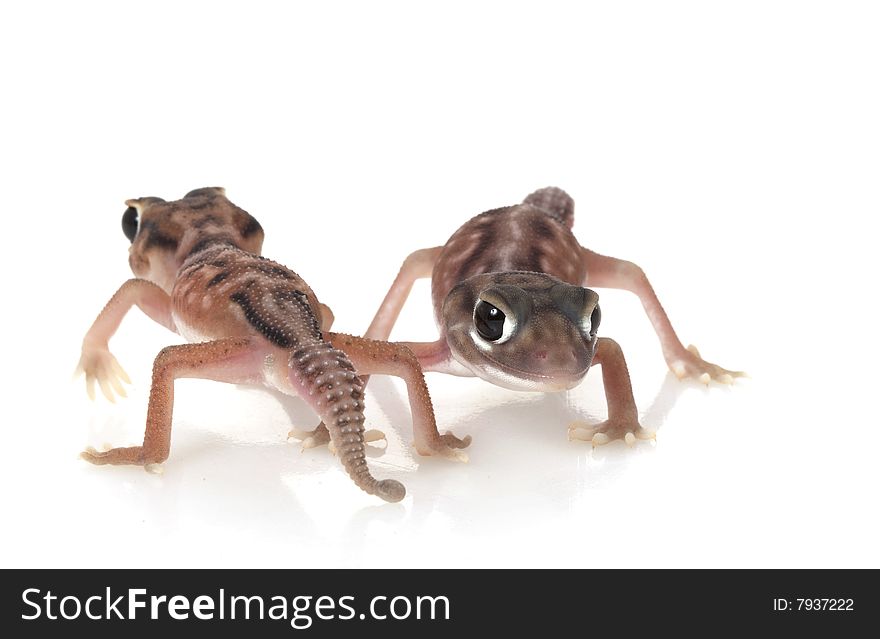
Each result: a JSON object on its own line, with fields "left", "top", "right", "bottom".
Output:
{"left": 78, "top": 187, "right": 468, "bottom": 503}
{"left": 367, "top": 187, "right": 743, "bottom": 444}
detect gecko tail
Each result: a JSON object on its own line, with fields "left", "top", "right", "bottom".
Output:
{"left": 523, "top": 186, "right": 575, "bottom": 229}
{"left": 288, "top": 340, "right": 405, "bottom": 503}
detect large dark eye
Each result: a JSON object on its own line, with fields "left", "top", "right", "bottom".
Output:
{"left": 474, "top": 300, "right": 506, "bottom": 341}
{"left": 589, "top": 305, "right": 601, "bottom": 337}
{"left": 122, "top": 206, "right": 139, "bottom": 242}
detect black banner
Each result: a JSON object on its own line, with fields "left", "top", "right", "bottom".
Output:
{"left": 1, "top": 569, "right": 875, "bottom": 636}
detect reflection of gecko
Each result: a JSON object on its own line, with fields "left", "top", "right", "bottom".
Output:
{"left": 76, "top": 187, "right": 468, "bottom": 503}
{"left": 366, "top": 187, "right": 744, "bottom": 445}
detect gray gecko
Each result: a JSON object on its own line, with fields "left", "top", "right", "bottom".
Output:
{"left": 364, "top": 186, "right": 744, "bottom": 445}
{"left": 76, "top": 187, "right": 469, "bottom": 503}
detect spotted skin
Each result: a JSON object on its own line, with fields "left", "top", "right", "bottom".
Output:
{"left": 77, "top": 187, "right": 467, "bottom": 504}
{"left": 366, "top": 186, "right": 744, "bottom": 447}
{"left": 431, "top": 204, "right": 586, "bottom": 320}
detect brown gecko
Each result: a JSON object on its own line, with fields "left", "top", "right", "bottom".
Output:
{"left": 365, "top": 187, "right": 744, "bottom": 445}
{"left": 76, "top": 187, "right": 469, "bottom": 503}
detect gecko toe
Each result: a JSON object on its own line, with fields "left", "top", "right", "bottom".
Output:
{"left": 570, "top": 419, "right": 653, "bottom": 445}
{"left": 363, "top": 429, "right": 387, "bottom": 445}
{"left": 440, "top": 431, "right": 471, "bottom": 449}
{"left": 591, "top": 433, "right": 610, "bottom": 447}
{"left": 669, "top": 348, "right": 745, "bottom": 385}
{"left": 445, "top": 449, "right": 469, "bottom": 463}
{"left": 414, "top": 441, "right": 470, "bottom": 462}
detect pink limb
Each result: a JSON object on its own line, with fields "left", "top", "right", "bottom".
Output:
{"left": 76, "top": 279, "right": 177, "bottom": 401}
{"left": 82, "top": 337, "right": 262, "bottom": 467}
{"left": 581, "top": 249, "right": 744, "bottom": 383}
{"left": 569, "top": 337, "right": 655, "bottom": 446}
{"left": 329, "top": 333, "right": 470, "bottom": 460}
{"left": 365, "top": 247, "right": 441, "bottom": 341}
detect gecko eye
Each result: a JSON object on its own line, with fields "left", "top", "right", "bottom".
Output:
{"left": 122, "top": 207, "right": 139, "bottom": 242}
{"left": 474, "top": 300, "right": 506, "bottom": 341}
{"left": 589, "top": 305, "right": 601, "bottom": 337}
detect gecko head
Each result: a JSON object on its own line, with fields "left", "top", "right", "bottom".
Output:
{"left": 441, "top": 272, "right": 601, "bottom": 392}
{"left": 122, "top": 187, "right": 264, "bottom": 292}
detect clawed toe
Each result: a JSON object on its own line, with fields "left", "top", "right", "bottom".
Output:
{"left": 670, "top": 345, "right": 747, "bottom": 384}
{"left": 76, "top": 347, "right": 132, "bottom": 402}
{"left": 440, "top": 432, "right": 472, "bottom": 450}
{"left": 80, "top": 445, "right": 147, "bottom": 466}
{"left": 569, "top": 421, "right": 655, "bottom": 447}
{"left": 288, "top": 424, "right": 332, "bottom": 452}
{"left": 363, "top": 429, "right": 387, "bottom": 445}
{"left": 445, "top": 448, "right": 469, "bottom": 462}
{"left": 433, "top": 447, "right": 469, "bottom": 463}
{"left": 415, "top": 439, "right": 470, "bottom": 462}
{"left": 80, "top": 446, "right": 103, "bottom": 463}
{"left": 414, "top": 430, "right": 472, "bottom": 461}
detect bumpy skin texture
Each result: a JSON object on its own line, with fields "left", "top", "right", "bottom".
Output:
{"left": 76, "top": 187, "right": 463, "bottom": 503}
{"left": 366, "top": 186, "right": 744, "bottom": 446}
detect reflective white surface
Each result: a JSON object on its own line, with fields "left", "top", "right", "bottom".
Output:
{"left": 1, "top": 1, "right": 878, "bottom": 568}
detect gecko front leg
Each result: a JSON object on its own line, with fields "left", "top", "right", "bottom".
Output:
{"left": 328, "top": 333, "right": 471, "bottom": 460}
{"left": 569, "top": 337, "right": 655, "bottom": 446}
{"left": 76, "top": 279, "right": 176, "bottom": 401}
{"left": 581, "top": 249, "right": 745, "bottom": 384}
{"left": 82, "top": 337, "right": 261, "bottom": 467}
{"left": 365, "top": 246, "right": 441, "bottom": 341}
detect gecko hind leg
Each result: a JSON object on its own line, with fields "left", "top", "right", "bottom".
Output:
{"left": 81, "top": 337, "right": 264, "bottom": 469}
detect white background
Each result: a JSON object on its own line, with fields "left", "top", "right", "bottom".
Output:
{"left": 1, "top": 1, "right": 877, "bottom": 568}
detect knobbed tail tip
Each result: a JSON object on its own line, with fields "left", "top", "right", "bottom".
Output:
{"left": 377, "top": 479, "right": 406, "bottom": 503}
{"left": 523, "top": 186, "right": 574, "bottom": 228}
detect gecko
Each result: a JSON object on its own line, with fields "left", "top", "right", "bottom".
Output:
{"left": 75, "top": 187, "right": 469, "bottom": 503}
{"left": 364, "top": 186, "right": 744, "bottom": 445}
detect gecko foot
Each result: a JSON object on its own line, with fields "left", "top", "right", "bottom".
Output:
{"left": 288, "top": 423, "right": 387, "bottom": 454}
{"left": 568, "top": 419, "right": 655, "bottom": 447}
{"left": 668, "top": 345, "right": 747, "bottom": 385}
{"left": 75, "top": 346, "right": 131, "bottom": 402}
{"left": 327, "top": 430, "right": 386, "bottom": 456}
{"left": 415, "top": 432, "right": 472, "bottom": 462}
{"left": 81, "top": 445, "right": 148, "bottom": 466}
{"left": 288, "top": 423, "right": 332, "bottom": 450}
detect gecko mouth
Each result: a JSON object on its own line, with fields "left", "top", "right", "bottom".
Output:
{"left": 483, "top": 352, "right": 590, "bottom": 379}
{"left": 447, "top": 326, "right": 598, "bottom": 391}
{"left": 474, "top": 346, "right": 595, "bottom": 391}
